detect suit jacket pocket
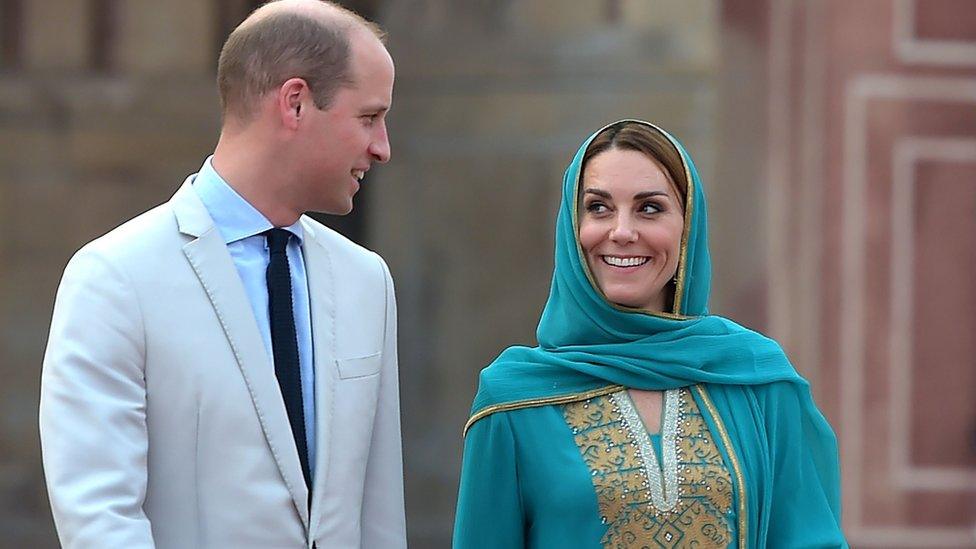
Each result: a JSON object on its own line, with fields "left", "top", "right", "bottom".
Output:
{"left": 336, "top": 352, "right": 382, "bottom": 379}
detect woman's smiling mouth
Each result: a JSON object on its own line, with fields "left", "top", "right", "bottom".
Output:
{"left": 601, "top": 255, "right": 650, "bottom": 268}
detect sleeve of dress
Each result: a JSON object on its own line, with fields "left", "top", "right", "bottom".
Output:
{"left": 453, "top": 411, "right": 525, "bottom": 549}
{"left": 763, "top": 381, "right": 848, "bottom": 548}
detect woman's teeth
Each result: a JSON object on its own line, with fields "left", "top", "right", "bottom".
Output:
{"left": 352, "top": 170, "right": 365, "bottom": 181}
{"left": 601, "top": 255, "right": 649, "bottom": 267}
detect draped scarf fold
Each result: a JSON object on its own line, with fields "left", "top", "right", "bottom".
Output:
{"left": 468, "top": 120, "right": 804, "bottom": 423}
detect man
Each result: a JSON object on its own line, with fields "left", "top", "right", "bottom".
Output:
{"left": 39, "top": 1, "right": 404, "bottom": 547}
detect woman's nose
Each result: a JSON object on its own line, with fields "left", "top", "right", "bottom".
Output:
{"left": 609, "top": 219, "right": 638, "bottom": 243}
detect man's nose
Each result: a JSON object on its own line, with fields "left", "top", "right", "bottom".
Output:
{"left": 369, "top": 123, "right": 391, "bottom": 163}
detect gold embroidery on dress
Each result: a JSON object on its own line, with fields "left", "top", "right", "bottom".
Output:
{"left": 563, "top": 387, "right": 735, "bottom": 548}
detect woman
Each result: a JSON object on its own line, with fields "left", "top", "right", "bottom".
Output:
{"left": 453, "top": 120, "right": 846, "bottom": 548}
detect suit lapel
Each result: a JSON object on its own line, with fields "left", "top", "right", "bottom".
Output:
{"left": 171, "top": 180, "right": 310, "bottom": 528}
{"left": 300, "top": 219, "right": 337, "bottom": 527}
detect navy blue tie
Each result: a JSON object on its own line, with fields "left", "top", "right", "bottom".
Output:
{"left": 265, "top": 228, "right": 311, "bottom": 491}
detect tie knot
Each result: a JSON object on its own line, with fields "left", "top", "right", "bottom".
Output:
{"left": 265, "top": 228, "right": 291, "bottom": 254}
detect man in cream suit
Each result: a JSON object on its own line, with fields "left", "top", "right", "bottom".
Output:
{"left": 39, "top": 1, "right": 405, "bottom": 547}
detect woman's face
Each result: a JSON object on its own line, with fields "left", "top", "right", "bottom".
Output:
{"left": 578, "top": 147, "right": 685, "bottom": 312}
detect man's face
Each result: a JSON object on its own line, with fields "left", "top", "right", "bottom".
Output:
{"left": 296, "top": 29, "right": 394, "bottom": 215}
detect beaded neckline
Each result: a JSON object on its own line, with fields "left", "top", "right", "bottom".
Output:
{"left": 609, "top": 389, "right": 681, "bottom": 513}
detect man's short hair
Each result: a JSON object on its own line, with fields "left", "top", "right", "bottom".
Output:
{"left": 217, "top": 1, "right": 385, "bottom": 123}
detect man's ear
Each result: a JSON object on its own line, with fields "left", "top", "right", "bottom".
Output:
{"left": 276, "top": 77, "right": 310, "bottom": 130}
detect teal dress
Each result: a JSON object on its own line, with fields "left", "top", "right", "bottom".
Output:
{"left": 453, "top": 120, "right": 846, "bottom": 548}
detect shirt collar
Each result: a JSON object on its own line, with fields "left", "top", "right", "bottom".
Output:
{"left": 193, "top": 156, "right": 304, "bottom": 245}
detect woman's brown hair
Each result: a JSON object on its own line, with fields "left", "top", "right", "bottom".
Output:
{"left": 580, "top": 121, "right": 688, "bottom": 204}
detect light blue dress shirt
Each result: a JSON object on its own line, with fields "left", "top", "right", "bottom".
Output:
{"left": 193, "top": 157, "right": 316, "bottom": 478}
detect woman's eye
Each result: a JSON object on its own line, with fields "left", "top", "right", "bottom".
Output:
{"left": 586, "top": 202, "right": 608, "bottom": 213}
{"left": 640, "top": 202, "right": 662, "bottom": 214}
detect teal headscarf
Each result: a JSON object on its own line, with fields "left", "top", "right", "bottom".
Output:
{"left": 465, "top": 120, "right": 844, "bottom": 546}
{"left": 467, "top": 120, "right": 804, "bottom": 419}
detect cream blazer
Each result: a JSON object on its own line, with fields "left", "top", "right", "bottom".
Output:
{"left": 40, "top": 178, "right": 406, "bottom": 548}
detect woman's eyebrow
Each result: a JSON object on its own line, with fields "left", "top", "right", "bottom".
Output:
{"left": 633, "top": 191, "right": 668, "bottom": 200}
{"left": 583, "top": 188, "right": 611, "bottom": 199}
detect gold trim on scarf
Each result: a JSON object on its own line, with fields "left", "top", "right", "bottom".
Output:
{"left": 570, "top": 119, "right": 696, "bottom": 320}
{"left": 669, "top": 125, "right": 695, "bottom": 315}
{"left": 694, "top": 385, "right": 748, "bottom": 548}
{"left": 462, "top": 384, "right": 624, "bottom": 437}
